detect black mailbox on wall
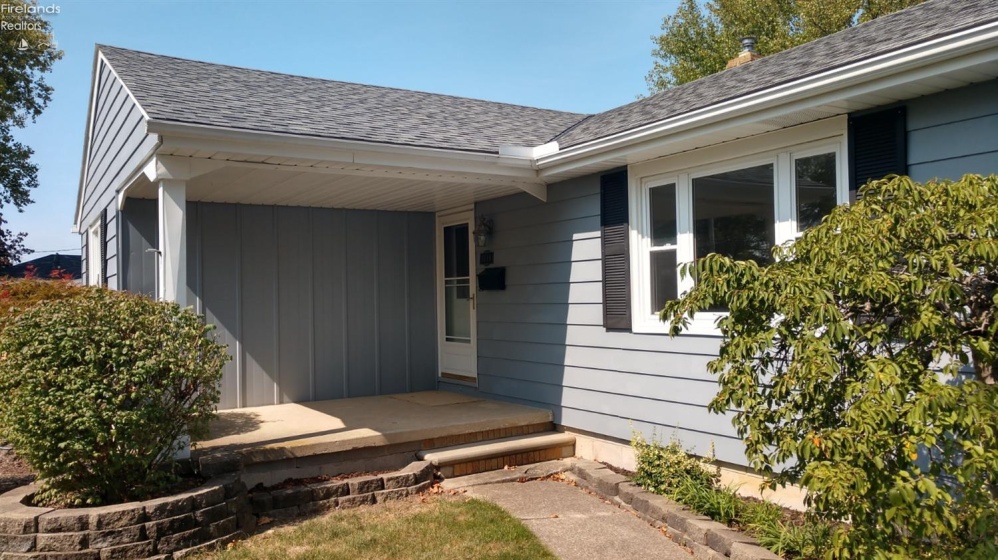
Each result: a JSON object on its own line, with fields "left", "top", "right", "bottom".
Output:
{"left": 477, "top": 267, "right": 506, "bottom": 291}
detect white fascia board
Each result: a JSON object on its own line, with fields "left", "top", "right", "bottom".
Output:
{"left": 142, "top": 155, "right": 227, "bottom": 182}
{"left": 147, "top": 120, "right": 543, "bottom": 181}
{"left": 535, "top": 21, "right": 998, "bottom": 176}
{"left": 498, "top": 141, "right": 560, "bottom": 159}
{"left": 497, "top": 141, "right": 560, "bottom": 169}
{"left": 72, "top": 49, "right": 102, "bottom": 233}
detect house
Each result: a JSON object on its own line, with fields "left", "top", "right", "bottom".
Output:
{"left": 1, "top": 253, "right": 82, "bottom": 280}
{"left": 73, "top": 0, "right": 998, "bottom": 476}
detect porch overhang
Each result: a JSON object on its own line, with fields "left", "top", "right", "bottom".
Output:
{"left": 122, "top": 123, "right": 550, "bottom": 212}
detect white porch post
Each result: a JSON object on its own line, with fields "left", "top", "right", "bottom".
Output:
{"left": 158, "top": 178, "right": 187, "bottom": 307}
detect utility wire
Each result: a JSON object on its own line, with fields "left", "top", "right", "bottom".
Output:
{"left": 25, "top": 248, "right": 78, "bottom": 255}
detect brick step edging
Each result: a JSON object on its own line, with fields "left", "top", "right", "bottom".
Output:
{"left": 247, "top": 460, "right": 434, "bottom": 520}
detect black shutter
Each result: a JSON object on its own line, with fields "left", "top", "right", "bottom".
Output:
{"left": 601, "top": 169, "right": 630, "bottom": 330}
{"left": 100, "top": 208, "right": 108, "bottom": 287}
{"left": 848, "top": 106, "right": 907, "bottom": 201}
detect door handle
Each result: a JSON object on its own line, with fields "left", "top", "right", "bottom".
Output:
{"left": 469, "top": 292, "right": 476, "bottom": 310}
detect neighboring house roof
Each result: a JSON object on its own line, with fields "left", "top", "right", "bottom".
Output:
{"left": 98, "top": 45, "right": 587, "bottom": 154}
{"left": 1, "top": 254, "right": 82, "bottom": 280}
{"left": 554, "top": 0, "right": 998, "bottom": 148}
{"left": 97, "top": 0, "right": 997, "bottom": 154}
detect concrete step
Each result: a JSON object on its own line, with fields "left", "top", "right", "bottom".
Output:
{"left": 418, "top": 432, "right": 575, "bottom": 478}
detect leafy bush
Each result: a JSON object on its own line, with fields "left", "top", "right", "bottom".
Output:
{"left": 632, "top": 431, "right": 719, "bottom": 496}
{"left": 0, "top": 277, "right": 83, "bottom": 328}
{"left": 631, "top": 433, "right": 832, "bottom": 560}
{"left": 662, "top": 174, "right": 998, "bottom": 558}
{"left": 0, "top": 288, "right": 229, "bottom": 505}
{"left": 633, "top": 432, "right": 833, "bottom": 558}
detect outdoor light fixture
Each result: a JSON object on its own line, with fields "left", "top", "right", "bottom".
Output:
{"left": 474, "top": 215, "right": 494, "bottom": 248}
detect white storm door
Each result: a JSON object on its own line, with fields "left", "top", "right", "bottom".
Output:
{"left": 437, "top": 211, "right": 477, "bottom": 382}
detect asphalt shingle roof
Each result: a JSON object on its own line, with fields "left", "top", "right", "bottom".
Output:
{"left": 99, "top": 0, "right": 998, "bottom": 155}
{"left": 99, "top": 46, "right": 587, "bottom": 154}
{"left": 555, "top": 0, "right": 998, "bottom": 148}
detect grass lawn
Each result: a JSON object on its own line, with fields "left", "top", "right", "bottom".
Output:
{"left": 198, "top": 495, "right": 556, "bottom": 560}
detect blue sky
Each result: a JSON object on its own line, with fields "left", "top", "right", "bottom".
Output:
{"left": 8, "top": 0, "right": 679, "bottom": 260}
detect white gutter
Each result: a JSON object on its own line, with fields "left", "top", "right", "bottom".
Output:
{"left": 146, "top": 119, "right": 551, "bottom": 185}
{"left": 535, "top": 20, "right": 998, "bottom": 175}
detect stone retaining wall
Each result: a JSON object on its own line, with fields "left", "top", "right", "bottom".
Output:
{"left": 248, "top": 461, "right": 434, "bottom": 520}
{"left": 0, "top": 461, "right": 433, "bottom": 560}
{"left": 0, "top": 474, "right": 251, "bottom": 560}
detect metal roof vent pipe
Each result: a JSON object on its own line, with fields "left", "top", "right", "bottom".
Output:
{"left": 726, "top": 36, "right": 763, "bottom": 69}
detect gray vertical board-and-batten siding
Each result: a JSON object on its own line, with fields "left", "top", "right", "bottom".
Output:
{"left": 79, "top": 56, "right": 157, "bottom": 286}
{"left": 906, "top": 79, "right": 998, "bottom": 182}
{"left": 439, "top": 176, "right": 745, "bottom": 465}
{"left": 121, "top": 199, "right": 438, "bottom": 410}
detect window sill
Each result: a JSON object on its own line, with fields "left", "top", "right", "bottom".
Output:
{"left": 632, "top": 314, "right": 725, "bottom": 337}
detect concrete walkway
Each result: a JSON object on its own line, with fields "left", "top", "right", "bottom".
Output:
{"left": 465, "top": 480, "right": 692, "bottom": 560}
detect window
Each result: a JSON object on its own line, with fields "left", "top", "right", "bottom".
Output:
{"left": 648, "top": 183, "right": 677, "bottom": 312}
{"left": 87, "top": 221, "right": 102, "bottom": 286}
{"left": 794, "top": 152, "right": 837, "bottom": 232}
{"left": 693, "top": 164, "right": 775, "bottom": 264}
{"left": 631, "top": 137, "right": 844, "bottom": 334}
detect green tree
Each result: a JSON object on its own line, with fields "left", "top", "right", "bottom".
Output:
{"left": 647, "top": 0, "right": 925, "bottom": 91}
{"left": 661, "top": 175, "right": 998, "bottom": 558}
{"left": 0, "top": 0, "right": 62, "bottom": 266}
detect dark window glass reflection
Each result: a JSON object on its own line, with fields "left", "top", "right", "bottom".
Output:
{"left": 650, "top": 250, "right": 677, "bottom": 313}
{"left": 796, "top": 153, "right": 837, "bottom": 231}
{"left": 693, "top": 164, "right": 775, "bottom": 265}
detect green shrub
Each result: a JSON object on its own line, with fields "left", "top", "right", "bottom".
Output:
{"left": 634, "top": 432, "right": 835, "bottom": 558}
{"left": 632, "top": 431, "right": 719, "bottom": 497}
{"left": 672, "top": 477, "right": 743, "bottom": 525}
{"left": 0, "top": 277, "right": 83, "bottom": 328}
{"left": 743, "top": 501, "right": 831, "bottom": 560}
{"left": 662, "top": 174, "right": 998, "bottom": 558}
{"left": 0, "top": 288, "right": 229, "bottom": 505}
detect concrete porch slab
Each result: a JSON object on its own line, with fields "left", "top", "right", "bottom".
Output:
{"left": 194, "top": 391, "right": 553, "bottom": 465}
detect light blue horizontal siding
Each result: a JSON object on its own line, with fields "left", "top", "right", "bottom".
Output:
{"left": 443, "top": 174, "right": 740, "bottom": 464}
{"left": 79, "top": 57, "right": 157, "bottom": 288}
{"left": 907, "top": 79, "right": 998, "bottom": 181}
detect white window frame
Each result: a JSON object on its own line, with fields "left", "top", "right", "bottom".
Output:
{"left": 629, "top": 128, "right": 847, "bottom": 336}
{"left": 87, "top": 220, "right": 102, "bottom": 286}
